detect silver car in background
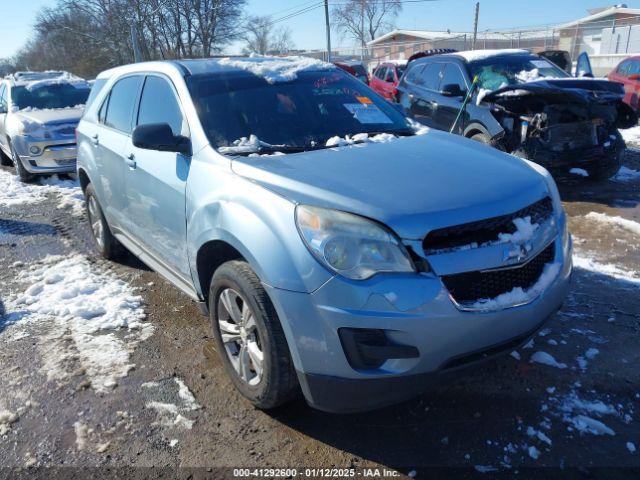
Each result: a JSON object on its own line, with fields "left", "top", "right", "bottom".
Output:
{"left": 0, "top": 71, "right": 91, "bottom": 182}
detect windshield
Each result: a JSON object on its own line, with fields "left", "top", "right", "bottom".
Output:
{"left": 396, "top": 65, "right": 407, "bottom": 78}
{"left": 468, "top": 55, "right": 570, "bottom": 91}
{"left": 11, "top": 83, "right": 90, "bottom": 110}
{"left": 188, "top": 69, "right": 412, "bottom": 153}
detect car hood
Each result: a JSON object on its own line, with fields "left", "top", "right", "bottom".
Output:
{"left": 483, "top": 78, "right": 625, "bottom": 104}
{"left": 13, "top": 107, "right": 84, "bottom": 126}
{"left": 231, "top": 130, "right": 549, "bottom": 240}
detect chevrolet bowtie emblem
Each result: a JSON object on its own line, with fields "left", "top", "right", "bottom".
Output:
{"left": 503, "top": 243, "right": 533, "bottom": 263}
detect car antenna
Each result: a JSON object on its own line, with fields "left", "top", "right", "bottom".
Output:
{"left": 450, "top": 75, "right": 479, "bottom": 134}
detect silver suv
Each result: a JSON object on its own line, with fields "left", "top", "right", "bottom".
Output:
{"left": 77, "top": 57, "right": 572, "bottom": 413}
{"left": 0, "top": 71, "right": 91, "bottom": 182}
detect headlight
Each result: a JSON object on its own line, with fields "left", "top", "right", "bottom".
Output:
{"left": 523, "top": 159, "right": 562, "bottom": 213}
{"left": 295, "top": 205, "right": 415, "bottom": 280}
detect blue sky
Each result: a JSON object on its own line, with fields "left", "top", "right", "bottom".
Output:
{"left": 3, "top": 0, "right": 640, "bottom": 58}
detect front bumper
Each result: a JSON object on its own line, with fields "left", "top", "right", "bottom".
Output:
{"left": 265, "top": 230, "right": 572, "bottom": 413}
{"left": 513, "top": 131, "right": 624, "bottom": 171}
{"left": 12, "top": 135, "right": 77, "bottom": 174}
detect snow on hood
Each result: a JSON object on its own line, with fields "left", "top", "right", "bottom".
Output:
{"left": 231, "top": 129, "right": 549, "bottom": 239}
{"left": 8, "top": 106, "right": 84, "bottom": 137}
{"left": 217, "top": 54, "right": 333, "bottom": 83}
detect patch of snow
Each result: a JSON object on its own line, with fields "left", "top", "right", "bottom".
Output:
{"left": 218, "top": 54, "right": 332, "bottom": 84}
{"left": 23, "top": 72, "right": 89, "bottom": 91}
{"left": 569, "top": 168, "right": 589, "bottom": 177}
{"left": 570, "top": 415, "right": 615, "bottom": 436}
{"left": 498, "top": 216, "right": 539, "bottom": 244}
{"left": 407, "top": 118, "right": 430, "bottom": 135}
{"left": 530, "top": 351, "right": 567, "bottom": 369}
{"left": 0, "top": 170, "right": 84, "bottom": 215}
{"left": 73, "top": 421, "right": 89, "bottom": 451}
{"left": 9, "top": 255, "right": 152, "bottom": 392}
{"left": 470, "top": 262, "right": 560, "bottom": 311}
{"left": 455, "top": 49, "right": 528, "bottom": 62}
{"left": 510, "top": 351, "right": 521, "bottom": 360}
{"left": 0, "top": 410, "right": 18, "bottom": 435}
{"left": 325, "top": 132, "right": 396, "bottom": 147}
{"left": 627, "top": 442, "right": 636, "bottom": 453}
{"left": 576, "top": 356, "right": 588, "bottom": 370}
{"left": 526, "top": 426, "right": 552, "bottom": 445}
{"left": 527, "top": 445, "right": 541, "bottom": 459}
{"left": 585, "top": 348, "right": 599, "bottom": 360}
{"left": 474, "top": 465, "right": 498, "bottom": 473}
{"left": 174, "top": 378, "right": 200, "bottom": 411}
{"left": 585, "top": 212, "right": 640, "bottom": 237}
{"left": 614, "top": 165, "right": 640, "bottom": 182}
{"left": 573, "top": 253, "right": 640, "bottom": 285}
{"left": 620, "top": 126, "right": 640, "bottom": 144}
{"left": 170, "top": 439, "right": 179, "bottom": 448}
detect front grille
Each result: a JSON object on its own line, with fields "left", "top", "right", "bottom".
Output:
{"left": 54, "top": 158, "right": 76, "bottom": 166}
{"left": 441, "top": 242, "right": 555, "bottom": 306}
{"left": 423, "top": 197, "right": 553, "bottom": 255}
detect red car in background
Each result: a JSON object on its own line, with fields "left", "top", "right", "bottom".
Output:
{"left": 333, "top": 61, "right": 369, "bottom": 84}
{"left": 608, "top": 56, "right": 640, "bottom": 111}
{"left": 370, "top": 62, "right": 407, "bottom": 102}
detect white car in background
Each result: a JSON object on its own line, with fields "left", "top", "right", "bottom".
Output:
{"left": 0, "top": 71, "right": 91, "bottom": 182}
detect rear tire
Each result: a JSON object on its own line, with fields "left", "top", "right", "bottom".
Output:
{"left": 209, "top": 260, "right": 298, "bottom": 410}
{"left": 85, "top": 183, "right": 122, "bottom": 260}
{"left": 10, "top": 142, "right": 35, "bottom": 183}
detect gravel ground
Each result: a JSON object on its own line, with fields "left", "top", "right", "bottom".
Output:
{"left": 0, "top": 145, "right": 639, "bottom": 479}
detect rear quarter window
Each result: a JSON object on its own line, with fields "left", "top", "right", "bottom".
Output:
{"left": 85, "top": 78, "right": 108, "bottom": 111}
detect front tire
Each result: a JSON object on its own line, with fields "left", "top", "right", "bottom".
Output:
{"left": 209, "top": 261, "right": 298, "bottom": 410}
{"left": 85, "top": 183, "right": 122, "bottom": 259}
{"left": 10, "top": 143, "right": 35, "bottom": 183}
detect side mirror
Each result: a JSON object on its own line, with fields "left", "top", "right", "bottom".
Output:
{"left": 132, "top": 123, "right": 191, "bottom": 156}
{"left": 575, "top": 52, "right": 594, "bottom": 78}
{"left": 440, "top": 84, "right": 466, "bottom": 97}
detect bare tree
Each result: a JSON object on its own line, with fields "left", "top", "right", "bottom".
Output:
{"left": 332, "top": 0, "right": 401, "bottom": 46}
{"left": 8, "top": 0, "right": 247, "bottom": 78}
{"left": 243, "top": 16, "right": 296, "bottom": 55}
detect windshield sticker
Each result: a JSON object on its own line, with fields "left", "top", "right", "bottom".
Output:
{"left": 343, "top": 103, "right": 393, "bottom": 124}
{"left": 531, "top": 60, "right": 554, "bottom": 69}
{"left": 357, "top": 96, "right": 373, "bottom": 104}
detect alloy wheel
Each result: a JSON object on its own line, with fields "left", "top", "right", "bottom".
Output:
{"left": 87, "top": 195, "right": 104, "bottom": 250}
{"left": 217, "top": 288, "right": 264, "bottom": 386}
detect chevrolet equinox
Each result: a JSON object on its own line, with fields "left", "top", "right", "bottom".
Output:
{"left": 76, "top": 56, "right": 572, "bottom": 413}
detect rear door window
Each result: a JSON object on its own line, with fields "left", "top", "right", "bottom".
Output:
{"left": 103, "top": 75, "right": 143, "bottom": 133}
{"left": 420, "top": 63, "right": 443, "bottom": 90}
{"left": 405, "top": 64, "right": 425, "bottom": 84}
{"left": 137, "top": 76, "right": 185, "bottom": 136}
{"left": 440, "top": 63, "right": 467, "bottom": 91}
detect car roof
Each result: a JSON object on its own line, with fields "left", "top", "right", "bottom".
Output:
{"left": 95, "top": 56, "right": 336, "bottom": 81}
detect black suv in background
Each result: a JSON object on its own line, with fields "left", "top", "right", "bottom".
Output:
{"left": 397, "top": 49, "right": 637, "bottom": 179}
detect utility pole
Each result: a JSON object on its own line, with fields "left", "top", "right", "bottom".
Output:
{"left": 324, "top": 0, "right": 332, "bottom": 62}
{"left": 471, "top": 2, "right": 480, "bottom": 50}
{"left": 361, "top": 0, "right": 365, "bottom": 61}
{"left": 131, "top": 24, "right": 143, "bottom": 62}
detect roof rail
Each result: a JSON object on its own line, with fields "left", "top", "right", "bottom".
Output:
{"left": 407, "top": 49, "right": 458, "bottom": 63}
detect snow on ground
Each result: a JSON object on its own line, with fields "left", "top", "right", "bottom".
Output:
{"left": 614, "top": 165, "right": 640, "bottom": 182}
{"left": 0, "top": 409, "right": 18, "bottom": 436}
{"left": 620, "top": 125, "right": 640, "bottom": 144}
{"left": 218, "top": 54, "right": 332, "bottom": 83}
{"left": 0, "top": 170, "right": 84, "bottom": 215}
{"left": 4, "top": 254, "right": 153, "bottom": 392}
{"left": 569, "top": 168, "right": 589, "bottom": 177}
{"left": 530, "top": 351, "right": 567, "bottom": 369}
{"left": 584, "top": 211, "right": 640, "bottom": 236}
{"left": 572, "top": 253, "right": 640, "bottom": 285}
{"left": 144, "top": 378, "right": 200, "bottom": 430}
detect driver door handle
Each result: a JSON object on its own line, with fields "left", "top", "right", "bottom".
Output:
{"left": 91, "top": 134, "right": 99, "bottom": 146}
{"left": 125, "top": 153, "right": 136, "bottom": 169}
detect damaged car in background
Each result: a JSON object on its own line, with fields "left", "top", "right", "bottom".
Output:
{"left": 0, "top": 71, "right": 91, "bottom": 182}
{"left": 398, "top": 49, "right": 638, "bottom": 179}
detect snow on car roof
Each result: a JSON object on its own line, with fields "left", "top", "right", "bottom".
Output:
{"left": 450, "top": 49, "right": 530, "bottom": 62}
{"left": 9, "top": 71, "right": 89, "bottom": 90}
{"left": 180, "top": 55, "right": 334, "bottom": 83}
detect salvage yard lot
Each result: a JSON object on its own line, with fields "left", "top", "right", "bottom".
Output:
{"left": 0, "top": 135, "right": 639, "bottom": 476}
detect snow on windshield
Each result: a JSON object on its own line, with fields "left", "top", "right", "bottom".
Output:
{"left": 218, "top": 54, "right": 333, "bottom": 84}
